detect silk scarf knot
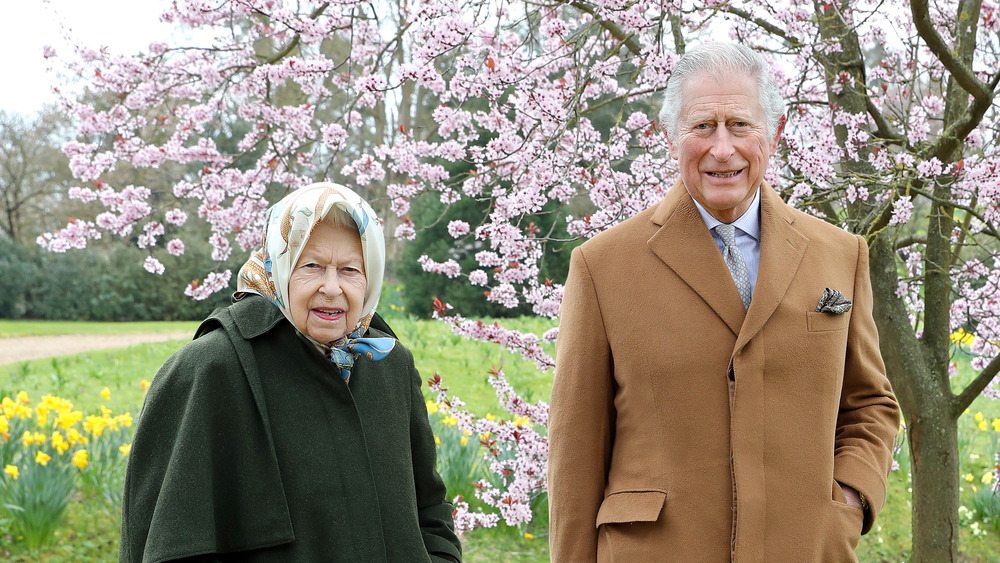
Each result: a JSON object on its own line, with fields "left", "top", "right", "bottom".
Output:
{"left": 326, "top": 326, "right": 396, "bottom": 382}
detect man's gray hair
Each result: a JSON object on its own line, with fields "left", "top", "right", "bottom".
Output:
{"left": 658, "top": 43, "right": 785, "bottom": 142}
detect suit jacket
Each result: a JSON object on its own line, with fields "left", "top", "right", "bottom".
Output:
{"left": 547, "top": 181, "right": 900, "bottom": 562}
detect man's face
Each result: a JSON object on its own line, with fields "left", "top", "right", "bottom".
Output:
{"left": 668, "top": 71, "right": 783, "bottom": 223}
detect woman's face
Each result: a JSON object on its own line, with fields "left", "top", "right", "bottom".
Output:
{"left": 288, "top": 221, "right": 367, "bottom": 343}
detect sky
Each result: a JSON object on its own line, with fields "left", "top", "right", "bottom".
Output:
{"left": 1, "top": 0, "right": 174, "bottom": 116}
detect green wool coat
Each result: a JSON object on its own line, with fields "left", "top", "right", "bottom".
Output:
{"left": 119, "top": 295, "right": 462, "bottom": 563}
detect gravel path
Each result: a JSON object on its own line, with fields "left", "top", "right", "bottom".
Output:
{"left": 0, "top": 331, "right": 193, "bottom": 366}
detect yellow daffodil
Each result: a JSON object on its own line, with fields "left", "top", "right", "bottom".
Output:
{"left": 966, "top": 473, "right": 976, "bottom": 482}
{"left": 35, "top": 451, "right": 52, "bottom": 466}
{"left": 100, "top": 387, "right": 111, "bottom": 401}
{"left": 140, "top": 379, "right": 151, "bottom": 392}
{"left": 51, "top": 432, "right": 69, "bottom": 454}
{"left": 434, "top": 435, "right": 441, "bottom": 446}
{"left": 16, "top": 391, "right": 30, "bottom": 404}
{"left": 426, "top": 400, "right": 439, "bottom": 414}
{"left": 83, "top": 415, "right": 107, "bottom": 437}
{"left": 72, "top": 450, "right": 89, "bottom": 470}
{"left": 116, "top": 412, "right": 133, "bottom": 428}
{"left": 979, "top": 421, "right": 988, "bottom": 432}
{"left": 993, "top": 418, "right": 1000, "bottom": 432}
{"left": 513, "top": 415, "right": 530, "bottom": 427}
{"left": 975, "top": 412, "right": 984, "bottom": 422}
{"left": 524, "top": 533, "right": 535, "bottom": 540}
{"left": 20, "top": 430, "right": 36, "bottom": 447}
{"left": 0, "top": 415, "right": 7, "bottom": 435}
{"left": 120, "top": 443, "right": 131, "bottom": 456}
{"left": 36, "top": 404, "right": 50, "bottom": 427}
{"left": 40, "top": 395, "right": 73, "bottom": 411}
{"left": 4, "top": 464, "right": 18, "bottom": 480}
{"left": 460, "top": 436, "right": 469, "bottom": 446}
{"left": 66, "top": 428, "right": 88, "bottom": 446}
{"left": 442, "top": 416, "right": 459, "bottom": 427}
{"left": 0, "top": 397, "right": 13, "bottom": 418}
{"left": 950, "top": 328, "right": 977, "bottom": 346}
{"left": 55, "top": 410, "right": 83, "bottom": 430}
{"left": 5, "top": 399, "right": 32, "bottom": 419}
{"left": 485, "top": 413, "right": 496, "bottom": 421}
{"left": 983, "top": 471, "right": 995, "bottom": 485}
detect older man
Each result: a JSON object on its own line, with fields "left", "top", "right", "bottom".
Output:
{"left": 547, "top": 43, "right": 900, "bottom": 562}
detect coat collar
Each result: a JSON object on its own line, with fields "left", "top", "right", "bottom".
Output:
{"left": 198, "top": 294, "right": 287, "bottom": 341}
{"left": 647, "top": 180, "right": 807, "bottom": 348}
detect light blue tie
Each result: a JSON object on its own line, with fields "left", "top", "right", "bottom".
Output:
{"left": 715, "top": 224, "right": 752, "bottom": 309}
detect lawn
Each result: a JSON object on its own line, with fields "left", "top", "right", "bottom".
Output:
{"left": 1, "top": 317, "right": 999, "bottom": 561}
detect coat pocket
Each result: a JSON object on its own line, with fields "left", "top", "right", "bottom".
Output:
{"left": 595, "top": 490, "right": 667, "bottom": 527}
{"left": 807, "top": 311, "right": 850, "bottom": 332}
{"left": 595, "top": 491, "right": 667, "bottom": 563}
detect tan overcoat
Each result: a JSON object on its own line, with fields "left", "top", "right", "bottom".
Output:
{"left": 548, "top": 181, "right": 900, "bottom": 562}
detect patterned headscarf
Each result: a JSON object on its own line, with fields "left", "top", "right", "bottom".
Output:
{"left": 237, "top": 182, "right": 394, "bottom": 381}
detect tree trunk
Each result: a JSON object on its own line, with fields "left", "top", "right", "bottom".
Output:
{"left": 909, "top": 406, "right": 960, "bottom": 561}
{"left": 869, "top": 217, "right": 960, "bottom": 562}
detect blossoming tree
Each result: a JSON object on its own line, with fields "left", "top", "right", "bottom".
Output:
{"left": 41, "top": 0, "right": 1000, "bottom": 560}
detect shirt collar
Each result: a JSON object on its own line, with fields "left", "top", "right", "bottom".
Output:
{"left": 691, "top": 187, "right": 761, "bottom": 241}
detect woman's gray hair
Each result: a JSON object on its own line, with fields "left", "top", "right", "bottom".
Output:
{"left": 658, "top": 43, "right": 785, "bottom": 142}
{"left": 322, "top": 205, "right": 360, "bottom": 231}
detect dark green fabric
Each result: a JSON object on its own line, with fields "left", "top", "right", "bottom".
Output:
{"left": 120, "top": 296, "right": 462, "bottom": 563}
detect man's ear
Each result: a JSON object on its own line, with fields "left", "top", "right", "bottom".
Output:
{"left": 770, "top": 114, "right": 787, "bottom": 153}
{"left": 666, "top": 131, "right": 678, "bottom": 160}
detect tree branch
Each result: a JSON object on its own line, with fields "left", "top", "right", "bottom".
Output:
{"left": 865, "top": 96, "right": 903, "bottom": 143}
{"left": 908, "top": 184, "right": 1000, "bottom": 241}
{"left": 896, "top": 235, "right": 927, "bottom": 250}
{"left": 264, "top": 2, "right": 331, "bottom": 64}
{"left": 910, "top": 0, "right": 990, "bottom": 103}
{"left": 568, "top": 1, "right": 642, "bottom": 56}
{"left": 921, "top": 71, "right": 999, "bottom": 163}
{"left": 954, "top": 353, "right": 1000, "bottom": 415}
{"left": 722, "top": 6, "right": 800, "bottom": 47}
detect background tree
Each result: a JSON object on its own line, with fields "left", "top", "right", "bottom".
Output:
{"left": 41, "top": 0, "right": 1000, "bottom": 560}
{"left": 0, "top": 108, "right": 74, "bottom": 244}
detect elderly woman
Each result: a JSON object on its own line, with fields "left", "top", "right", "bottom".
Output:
{"left": 120, "top": 183, "right": 462, "bottom": 562}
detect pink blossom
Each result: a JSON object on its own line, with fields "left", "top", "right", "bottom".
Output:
{"left": 889, "top": 196, "right": 914, "bottom": 226}
{"left": 144, "top": 256, "right": 166, "bottom": 275}
{"left": 167, "top": 239, "right": 186, "bottom": 256}
{"left": 469, "top": 270, "right": 488, "bottom": 286}
{"left": 447, "top": 220, "right": 470, "bottom": 238}
{"left": 184, "top": 270, "right": 233, "bottom": 301}
{"left": 165, "top": 209, "right": 189, "bottom": 226}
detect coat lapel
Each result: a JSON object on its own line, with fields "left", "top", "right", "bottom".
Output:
{"left": 733, "top": 183, "right": 807, "bottom": 352}
{"left": 648, "top": 180, "right": 747, "bottom": 336}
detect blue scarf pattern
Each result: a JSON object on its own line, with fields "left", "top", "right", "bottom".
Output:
{"left": 327, "top": 326, "right": 396, "bottom": 382}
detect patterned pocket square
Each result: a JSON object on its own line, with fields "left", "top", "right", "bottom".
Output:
{"left": 815, "top": 288, "right": 852, "bottom": 314}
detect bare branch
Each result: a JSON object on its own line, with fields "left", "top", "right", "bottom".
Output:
{"left": 896, "top": 235, "right": 927, "bottom": 250}
{"left": 954, "top": 353, "right": 1000, "bottom": 415}
{"left": 910, "top": 0, "right": 990, "bottom": 103}
{"left": 722, "top": 6, "right": 800, "bottom": 47}
{"left": 865, "top": 96, "right": 903, "bottom": 143}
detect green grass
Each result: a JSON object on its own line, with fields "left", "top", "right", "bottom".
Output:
{"left": 2, "top": 320, "right": 1000, "bottom": 561}
{"left": 0, "top": 320, "right": 199, "bottom": 338}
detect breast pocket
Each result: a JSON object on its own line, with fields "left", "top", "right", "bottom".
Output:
{"left": 595, "top": 491, "right": 666, "bottom": 563}
{"left": 807, "top": 311, "right": 850, "bottom": 332}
